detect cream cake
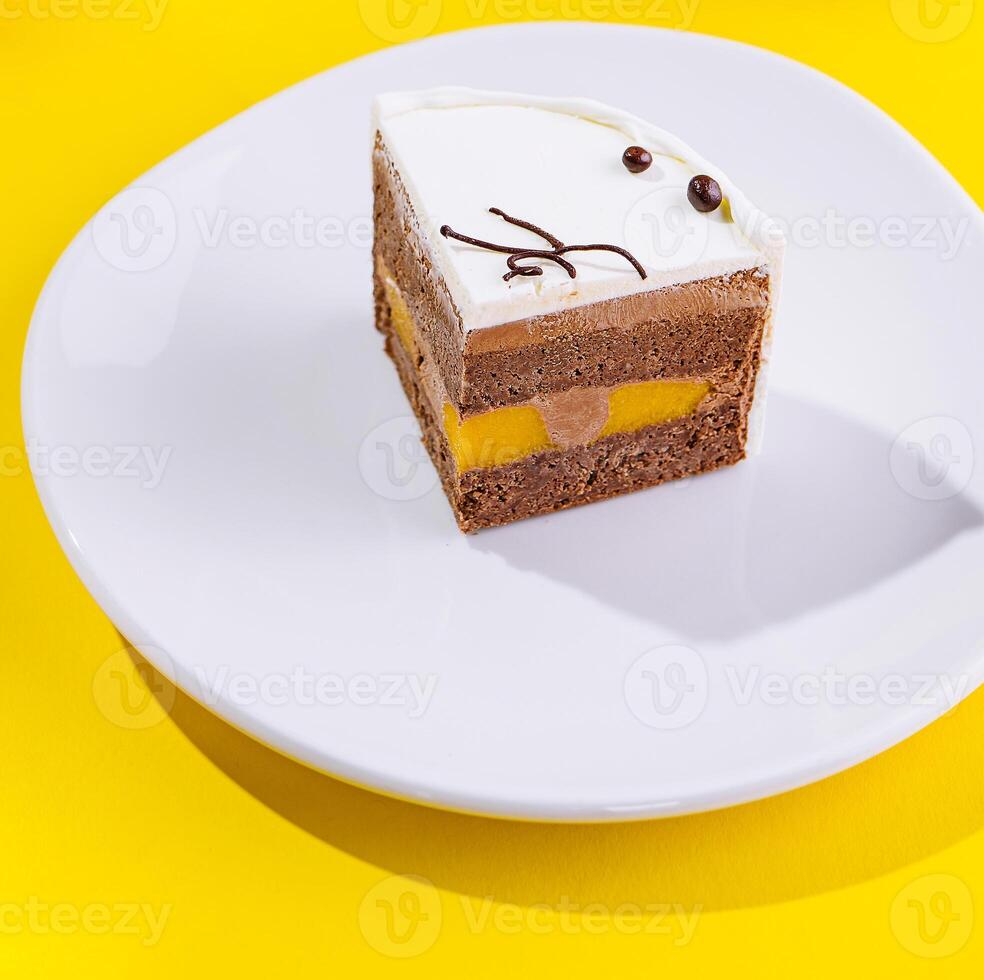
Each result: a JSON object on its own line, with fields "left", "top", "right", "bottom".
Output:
{"left": 371, "top": 87, "right": 785, "bottom": 532}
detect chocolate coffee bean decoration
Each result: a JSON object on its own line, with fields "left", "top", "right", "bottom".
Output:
{"left": 687, "top": 174, "right": 723, "bottom": 212}
{"left": 622, "top": 146, "right": 653, "bottom": 174}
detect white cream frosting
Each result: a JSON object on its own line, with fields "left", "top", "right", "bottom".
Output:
{"left": 373, "top": 87, "right": 785, "bottom": 335}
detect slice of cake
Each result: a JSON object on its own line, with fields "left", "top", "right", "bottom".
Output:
{"left": 371, "top": 88, "right": 785, "bottom": 532}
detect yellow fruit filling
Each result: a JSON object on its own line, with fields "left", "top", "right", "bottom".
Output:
{"left": 443, "top": 380, "right": 711, "bottom": 472}
{"left": 383, "top": 275, "right": 418, "bottom": 359}
{"left": 443, "top": 403, "right": 554, "bottom": 470}
{"left": 597, "top": 380, "right": 712, "bottom": 439}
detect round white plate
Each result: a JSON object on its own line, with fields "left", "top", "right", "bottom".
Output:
{"left": 23, "top": 23, "right": 984, "bottom": 821}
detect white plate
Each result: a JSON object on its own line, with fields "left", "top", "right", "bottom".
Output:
{"left": 23, "top": 23, "right": 984, "bottom": 821}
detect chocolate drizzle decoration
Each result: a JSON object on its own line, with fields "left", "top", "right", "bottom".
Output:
{"left": 440, "top": 208, "right": 648, "bottom": 283}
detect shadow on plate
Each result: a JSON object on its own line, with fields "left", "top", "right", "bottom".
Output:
{"left": 469, "top": 394, "right": 983, "bottom": 639}
{"left": 131, "top": 643, "right": 984, "bottom": 914}
{"left": 124, "top": 396, "right": 984, "bottom": 912}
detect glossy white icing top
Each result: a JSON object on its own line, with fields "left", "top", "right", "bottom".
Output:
{"left": 373, "top": 87, "right": 785, "bottom": 332}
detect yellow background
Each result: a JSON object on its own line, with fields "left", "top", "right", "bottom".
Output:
{"left": 2, "top": 0, "right": 982, "bottom": 974}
